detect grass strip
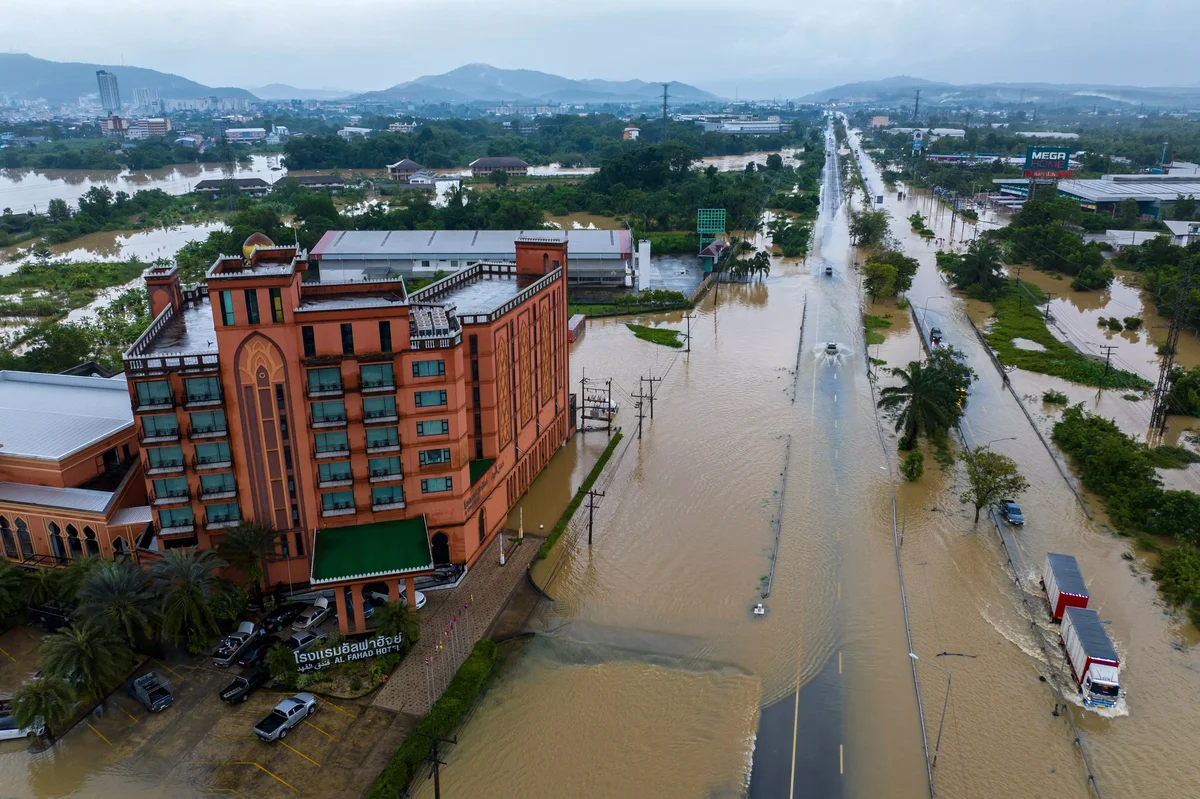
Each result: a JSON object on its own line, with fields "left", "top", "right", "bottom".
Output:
{"left": 626, "top": 323, "right": 683, "bottom": 348}
{"left": 367, "top": 640, "right": 499, "bottom": 799}
{"left": 568, "top": 300, "right": 692, "bottom": 318}
{"left": 863, "top": 313, "right": 892, "bottom": 345}
{"left": 537, "top": 432, "right": 624, "bottom": 559}
{"left": 986, "top": 281, "right": 1151, "bottom": 390}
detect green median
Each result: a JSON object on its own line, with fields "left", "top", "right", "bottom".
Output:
{"left": 538, "top": 432, "right": 624, "bottom": 559}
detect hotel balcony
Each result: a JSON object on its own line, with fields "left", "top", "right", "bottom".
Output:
{"left": 372, "top": 499, "right": 406, "bottom": 512}
{"left": 156, "top": 521, "right": 196, "bottom": 536}
{"left": 318, "top": 476, "right": 354, "bottom": 489}
{"left": 188, "top": 423, "right": 229, "bottom": 441}
{"left": 362, "top": 408, "right": 399, "bottom": 425}
{"left": 203, "top": 512, "right": 241, "bottom": 531}
{"left": 313, "top": 443, "right": 351, "bottom": 460}
{"left": 359, "top": 378, "right": 396, "bottom": 395}
{"left": 199, "top": 484, "right": 237, "bottom": 501}
{"left": 310, "top": 413, "right": 348, "bottom": 430}
{"left": 140, "top": 428, "right": 181, "bottom": 445}
{"left": 134, "top": 396, "right": 175, "bottom": 413}
{"left": 193, "top": 453, "right": 233, "bottom": 470}
{"left": 183, "top": 390, "right": 223, "bottom": 409}
{"left": 146, "top": 459, "right": 185, "bottom": 476}
{"left": 151, "top": 488, "right": 191, "bottom": 506}
{"left": 365, "top": 439, "right": 401, "bottom": 455}
{"left": 369, "top": 469, "right": 404, "bottom": 484}
{"left": 307, "top": 382, "right": 344, "bottom": 399}
{"left": 321, "top": 501, "right": 357, "bottom": 518}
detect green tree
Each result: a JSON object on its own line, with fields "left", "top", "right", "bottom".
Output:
{"left": 12, "top": 676, "right": 74, "bottom": 742}
{"left": 940, "top": 238, "right": 1007, "bottom": 299}
{"left": 38, "top": 621, "right": 130, "bottom": 701}
{"left": 1172, "top": 194, "right": 1198, "bottom": 221}
{"left": 151, "top": 547, "right": 227, "bottom": 643}
{"left": 849, "top": 208, "right": 889, "bottom": 247}
{"left": 960, "top": 447, "right": 1030, "bottom": 523}
{"left": 47, "top": 198, "right": 72, "bottom": 224}
{"left": 373, "top": 600, "right": 421, "bottom": 645}
{"left": 217, "top": 522, "right": 278, "bottom": 602}
{"left": 57, "top": 556, "right": 105, "bottom": 604}
{"left": 900, "top": 450, "right": 925, "bottom": 482}
{"left": 26, "top": 567, "right": 61, "bottom": 606}
{"left": 877, "top": 361, "right": 960, "bottom": 449}
{"left": 863, "top": 259, "right": 897, "bottom": 300}
{"left": 265, "top": 643, "right": 299, "bottom": 689}
{"left": 765, "top": 153, "right": 784, "bottom": 170}
{"left": 489, "top": 169, "right": 509, "bottom": 188}
{"left": 1116, "top": 198, "right": 1140, "bottom": 228}
{"left": 0, "top": 560, "right": 28, "bottom": 621}
{"left": 76, "top": 559, "right": 161, "bottom": 647}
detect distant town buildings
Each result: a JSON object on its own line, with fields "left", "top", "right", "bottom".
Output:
{"left": 870, "top": 115, "right": 890, "bottom": 127}
{"left": 622, "top": 125, "right": 640, "bottom": 140}
{"left": 96, "top": 70, "right": 121, "bottom": 113}
{"left": 193, "top": 177, "right": 271, "bottom": 196}
{"left": 337, "top": 126, "right": 372, "bottom": 140}
{"left": 99, "top": 114, "right": 128, "bottom": 137}
{"left": 406, "top": 170, "right": 438, "bottom": 186}
{"left": 126, "top": 117, "right": 172, "bottom": 140}
{"left": 469, "top": 156, "right": 529, "bottom": 177}
{"left": 388, "top": 122, "right": 418, "bottom": 133}
{"left": 132, "top": 88, "right": 158, "bottom": 109}
{"left": 386, "top": 159, "right": 425, "bottom": 179}
{"left": 224, "top": 127, "right": 267, "bottom": 143}
{"left": 175, "top": 133, "right": 205, "bottom": 149}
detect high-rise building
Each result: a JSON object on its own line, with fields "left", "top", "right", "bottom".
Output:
{"left": 133, "top": 87, "right": 158, "bottom": 109}
{"left": 96, "top": 70, "right": 121, "bottom": 113}
{"left": 121, "top": 232, "right": 574, "bottom": 633}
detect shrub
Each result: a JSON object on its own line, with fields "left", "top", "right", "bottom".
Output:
{"left": 1105, "top": 317, "right": 1123, "bottom": 332}
{"left": 900, "top": 450, "right": 925, "bottom": 482}
{"left": 1042, "top": 389, "right": 1069, "bottom": 404}
{"left": 1123, "top": 316, "right": 1144, "bottom": 331}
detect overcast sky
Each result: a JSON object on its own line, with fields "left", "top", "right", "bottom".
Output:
{"left": 4, "top": 0, "right": 1196, "bottom": 97}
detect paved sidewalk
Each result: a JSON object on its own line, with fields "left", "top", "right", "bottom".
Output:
{"left": 372, "top": 532, "right": 542, "bottom": 714}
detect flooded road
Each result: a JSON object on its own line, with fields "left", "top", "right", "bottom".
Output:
{"left": 848, "top": 124, "right": 1200, "bottom": 799}
{"left": 411, "top": 120, "right": 929, "bottom": 798}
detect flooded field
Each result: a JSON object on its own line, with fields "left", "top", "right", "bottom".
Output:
{"left": 543, "top": 211, "right": 622, "bottom": 230}
{"left": 1, "top": 222, "right": 226, "bottom": 273}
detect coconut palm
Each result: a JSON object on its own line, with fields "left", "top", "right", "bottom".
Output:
{"left": 11, "top": 676, "right": 74, "bottom": 742}
{"left": 877, "top": 361, "right": 960, "bottom": 450}
{"left": 217, "top": 521, "right": 277, "bottom": 602}
{"left": 38, "top": 620, "right": 130, "bottom": 701}
{"left": 373, "top": 600, "right": 421, "bottom": 646}
{"left": 76, "top": 559, "right": 161, "bottom": 646}
{"left": 151, "top": 547, "right": 227, "bottom": 642}
{"left": 0, "top": 560, "right": 28, "bottom": 621}
{"left": 264, "top": 643, "right": 298, "bottom": 689}
{"left": 25, "top": 567, "right": 61, "bottom": 606}
{"left": 57, "top": 556, "right": 105, "bottom": 605}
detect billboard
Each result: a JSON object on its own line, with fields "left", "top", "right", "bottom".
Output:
{"left": 912, "top": 131, "right": 923, "bottom": 153}
{"left": 1024, "top": 146, "right": 1073, "bottom": 179}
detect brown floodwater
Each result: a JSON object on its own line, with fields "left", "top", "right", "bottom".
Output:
{"left": 542, "top": 211, "right": 623, "bottom": 230}
{"left": 849, "top": 125, "right": 1200, "bottom": 799}
{"left": 1, "top": 223, "right": 226, "bottom": 274}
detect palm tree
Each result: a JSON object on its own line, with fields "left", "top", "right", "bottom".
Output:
{"left": 11, "top": 676, "right": 75, "bottom": 742}
{"left": 373, "top": 600, "right": 421, "bottom": 646}
{"left": 151, "top": 547, "right": 227, "bottom": 643}
{"left": 217, "top": 521, "right": 277, "bottom": 603}
{"left": 57, "top": 556, "right": 104, "bottom": 605}
{"left": 38, "top": 620, "right": 130, "bottom": 702}
{"left": 877, "top": 361, "right": 959, "bottom": 450}
{"left": 264, "top": 643, "right": 298, "bottom": 689}
{"left": 76, "top": 559, "right": 160, "bottom": 647}
{"left": 0, "top": 560, "right": 28, "bottom": 621}
{"left": 25, "top": 567, "right": 61, "bottom": 606}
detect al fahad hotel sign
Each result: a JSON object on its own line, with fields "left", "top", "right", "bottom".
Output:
{"left": 295, "top": 633, "right": 404, "bottom": 673}
{"left": 1024, "top": 146, "right": 1073, "bottom": 179}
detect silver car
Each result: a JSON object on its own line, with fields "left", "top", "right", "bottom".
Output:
{"left": 253, "top": 692, "right": 317, "bottom": 742}
{"left": 286, "top": 629, "right": 328, "bottom": 654}
{"left": 291, "top": 597, "right": 331, "bottom": 632}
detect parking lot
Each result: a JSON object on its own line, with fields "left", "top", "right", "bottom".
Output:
{"left": 0, "top": 624, "right": 415, "bottom": 798}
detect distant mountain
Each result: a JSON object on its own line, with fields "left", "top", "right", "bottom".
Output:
{"left": 354, "top": 63, "right": 719, "bottom": 105}
{"left": 0, "top": 53, "right": 257, "bottom": 105}
{"left": 249, "top": 83, "right": 354, "bottom": 101}
{"left": 801, "top": 76, "right": 1200, "bottom": 109}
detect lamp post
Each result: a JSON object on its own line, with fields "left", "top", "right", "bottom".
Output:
{"left": 910, "top": 652, "right": 951, "bottom": 769}
{"left": 979, "top": 436, "right": 1017, "bottom": 452}
{"left": 921, "top": 295, "right": 944, "bottom": 327}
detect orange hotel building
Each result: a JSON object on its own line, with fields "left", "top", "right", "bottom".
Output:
{"left": 118, "top": 231, "right": 573, "bottom": 633}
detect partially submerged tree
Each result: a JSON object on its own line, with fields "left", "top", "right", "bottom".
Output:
{"left": 960, "top": 447, "right": 1030, "bottom": 523}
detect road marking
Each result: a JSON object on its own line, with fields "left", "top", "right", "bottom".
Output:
{"left": 115, "top": 703, "right": 139, "bottom": 724}
{"left": 0, "top": 645, "right": 15, "bottom": 663}
{"left": 279, "top": 740, "right": 321, "bottom": 767}
{"left": 834, "top": 449, "right": 838, "bottom": 459}
{"left": 839, "top": 651, "right": 842, "bottom": 674}
{"left": 834, "top": 420, "right": 838, "bottom": 428}
{"left": 840, "top": 744, "right": 844, "bottom": 775}
{"left": 317, "top": 696, "right": 357, "bottom": 718}
{"left": 303, "top": 719, "right": 340, "bottom": 742}
{"left": 154, "top": 660, "right": 185, "bottom": 681}
{"left": 209, "top": 735, "right": 257, "bottom": 741}
{"left": 87, "top": 722, "right": 113, "bottom": 746}
{"left": 188, "top": 761, "right": 299, "bottom": 792}
{"left": 787, "top": 636, "right": 803, "bottom": 799}
{"left": 833, "top": 394, "right": 837, "bottom": 402}
{"left": 837, "top": 582, "right": 841, "bottom": 601}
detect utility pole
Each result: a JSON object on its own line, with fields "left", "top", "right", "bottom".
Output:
{"left": 416, "top": 732, "right": 457, "bottom": 799}
{"left": 640, "top": 375, "right": 662, "bottom": 419}
{"left": 1043, "top": 292, "right": 1055, "bottom": 321}
{"left": 661, "top": 83, "right": 670, "bottom": 134}
{"left": 913, "top": 89, "right": 921, "bottom": 121}
{"left": 1098, "top": 344, "right": 1117, "bottom": 393}
{"left": 1149, "top": 262, "right": 1194, "bottom": 435}
{"left": 684, "top": 311, "right": 694, "bottom": 353}
{"left": 585, "top": 489, "right": 605, "bottom": 546}
{"left": 633, "top": 383, "right": 646, "bottom": 440}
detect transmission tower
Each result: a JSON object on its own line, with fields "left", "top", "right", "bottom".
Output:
{"left": 662, "top": 82, "right": 670, "bottom": 130}
{"left": 1149, "top": 264, "right": 1194, "bottom": 436}
{"left": 913, "top": 89, "right": 921, "bottom": 121}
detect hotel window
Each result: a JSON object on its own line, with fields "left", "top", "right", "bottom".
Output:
{"left": 206, "top": 503, "right": 240, "bottom": 524}
{"left": 302, "top": 325, "right": 316, "bottom": 357}
{"left": 142, "top": 414, "right": 178, "bottom": 437}
{"left": 419, "top": 448, "right": 452, "bottom": 467}
{"left": 361, "top": 363, "right": 394, "bottom": 390}
{"left": 368, "top": 456, "right": 401, "bottom": 478}
{"left": 269, "top": 287, "right": 284, "bottom": 323}
{"left": 414, "top": 389, "right": 447, "bottom": 408}
{"left": 152, "top": 477, "right": 188, "bottom": 499}
{"left": 372, "top": 485, "right": 404, "bottom": 507}
{"left": 314, "top": 431, "right": 350, "bottom": 454}
{"left": 184, "top": 377, "right": 221, "bottom": 403}
{"left": 195, "top": 441, "right": 231, "bottom": 465}
{"left": 416, "top": 419, "right": 449, "bottom": 437}
{"left": 307, "top": 367, "right": 342, "bottom": 393}
{"left": 421, "top": 476, "right": 453, "bottom": 494}
{"left": 135, "top": 380, "right": 172, "bottom": 407}
{"left": 189, "top": 410, "right": 226, "bottom": 434}
{"left": 244, "top": 289, "right": 260, "bottom": 324}
{"left": 147, "top": 445, "right": 184, "bottom": 469}
{"left": 321, "top": 490, "right": 355, "bottom": 511}
{"left": 341, "top": 323, "right": 355, "bottom": 355}
{"left": 379, "top": 320, "right": 392, "bottom": 352}
{"left": 412, "top": 359, "right": 445, "bottom": 378}
{"left": 200, "top": 472, "right": 236, "bottom": 496}
{"left": 157, "top": 507, "right": 193, "bottom": 529}
{"left": 318, "top": 461, "right": 352, "bottom": 483}
{"left": 366, "top": 426, "right": 399, "bottom": 450}
{"left": 363, "top": 396, "right": 397, "bottom": 420}
{"left": 311, "top": 400, "right": 347, "bottom": 424}
{"left": 219, "top": 290, "right": 235, "bottom": 326}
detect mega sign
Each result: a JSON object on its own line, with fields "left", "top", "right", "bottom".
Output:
{"left": 1024, "top": 147, "right": 1073, "bottom": 178}
{"left": 295, "top": 633, "right": 404, "bottom": 673}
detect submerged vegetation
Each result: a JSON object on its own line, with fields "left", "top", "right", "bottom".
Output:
{"left": 626, "top": 323, "right": 683, "bottom": 348}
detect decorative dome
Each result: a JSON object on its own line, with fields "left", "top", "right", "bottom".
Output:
{"left": 242, "top": 232, "right": 274, "bottom": 260}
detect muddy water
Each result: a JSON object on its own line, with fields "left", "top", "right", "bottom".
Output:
{"left": 542, "top": 211, "right": 622, "bottom": 230}
{"left": 849, "top": 124, "right": 1200, "bottom": 799}
{"left": 412, "top": 123, "right": 928, "bottom": 798}
{"left": 1, "top": 223, "right": 226, "bottom": 273}
{"left": 698, "top": 149, "right": 803, "bottom": 172}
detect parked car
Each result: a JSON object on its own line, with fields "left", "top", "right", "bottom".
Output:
{"left": 236, "top": 634, "right": 281, "bottom": 668}
{"left": 366, "top": 588, "right": 428, "bottom": 611}
{"left": 220, "top": 665, "right": 271, "bottom": 704}
{"left": 292, "top": 597, "right": 331, "bottom": 632}
{"left": 285, "top": 629, "right": 328, "bottom": 654}
{"left": 126, "top": 671, "right": 173, "bottom": 712}
{"left": 260, "top": 603, "right": 306, "bottom": 634}
{"left": 999, "top": 499, "right": 1025, "bottom": 525}
{"left": 212, "top": 622, "right": 263, "bottom": 668}
{"left": 0, "top": 700, "right": 45, "bottom": 741}
{"left": 253, "top": 692, "right": 318, "bottom": 742}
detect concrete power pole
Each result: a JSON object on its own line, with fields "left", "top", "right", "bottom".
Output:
{"left": 1149, "top": 263, "right": 1194, "bottom": 435}
{"left": 640, "top": 375, "right": 662, "bottom": 419}
{"left": 633, "top": 383, "right": 646, "bottom": 440}
{"left": 586, "top": 489, "right": 605, "bottom": 546}
{"left": 1098, "top": 344, "right": 1117, "bottom": 394}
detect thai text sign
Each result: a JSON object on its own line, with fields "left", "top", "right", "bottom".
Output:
{"left": 295, "top": 633, "right": 403, "bottom": 673}
{"left": 1024, "top": 147, "right": 1073, "bottom": 178}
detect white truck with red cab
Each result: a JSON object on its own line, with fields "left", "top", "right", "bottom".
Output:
{"left": 1060, "top": 606, "right": 1121, "bottom": 709}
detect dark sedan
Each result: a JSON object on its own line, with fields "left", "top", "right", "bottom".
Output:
{"left": 260, "top": 603, "right": 306, "bottom": 634}
{"left": 236, "top": 634, "right": 281, "bottom": 668}
{"left": 999, "top": 499, "right": 1025, "bottom": 525}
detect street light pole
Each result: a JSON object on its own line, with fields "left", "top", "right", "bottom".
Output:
{"left": 921, "top": 295, "right": 944, "bottom": 327}
{"left": 979, "top": 435, "right": 1018, "bottom": 452}
{"left": 910, "top": 652, "right": 951, "bottom": 769}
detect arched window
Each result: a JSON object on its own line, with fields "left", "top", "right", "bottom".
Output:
{"left": 66, "top": 524, "right": 83, "bottom": 560}
{"left": 431, "top": 532, "right": 450, "bottom": 565}
{"left": 83, "top": 526, "right": 100, "bottom": 557}
{"left": 112, "top": 537, "right": 129, "bottom": 561}
{"left": 0, "top": 516, "right": 15, "bottom": 560}
{"left": 16, "top": 519, "right": 34, "bottom": 560}
{"left": 542, "top": 253, "right": 549, "bottom": 271}
{"left": 48, "top": 522, "right": 66, "bottom": 563}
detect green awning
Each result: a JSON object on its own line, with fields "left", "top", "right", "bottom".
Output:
{"left": 469, "top": 458, "right": 496, "bottom": 487}
{"left": 310, "top": 517, "right": 434, "bottom": 585}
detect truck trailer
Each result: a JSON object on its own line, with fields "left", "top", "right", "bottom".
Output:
{"left": 1060, "top": 606, "right": 1121, "bottom": 709}
{"left": 1042, "top": 552, "right": 1089, "bottom": 621}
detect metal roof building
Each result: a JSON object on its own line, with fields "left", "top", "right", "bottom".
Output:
{"left": 993, "top": 174, "right": 1200, "bottom": 218}
{"left": 311, "top": 228, "right": 634, "bottom": 285}
{"left": 0, "top": 371, "right": 133, "bottom": 461}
